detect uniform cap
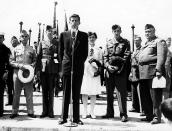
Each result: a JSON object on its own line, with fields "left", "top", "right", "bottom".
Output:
{"left": 145, "top": 24, "right": 155, "bottom": 30}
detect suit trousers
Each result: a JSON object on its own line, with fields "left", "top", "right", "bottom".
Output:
{"left": 0, "top": 73, "right": 5, "bottom": 115}
{"left": 41, "top": 72, "right": 55, "bottom": 116}
{"left": 105, "top": 72, "right": 128, "bottom": 117}
{"left": 61, "top": 73, "right": 83, "bottom": 121}
{"left": 12, "top": 70, "right": 34, "bottom": 114}
{"left": 139, "top": 79, "right": 153, "bottom": 118}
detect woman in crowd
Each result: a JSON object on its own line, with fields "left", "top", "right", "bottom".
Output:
{"left": 81, "top": 32, "right": 103, "bottom": 119}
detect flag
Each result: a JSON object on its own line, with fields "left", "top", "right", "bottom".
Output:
{"left": 56, "top": 20, "right": 59, "bottom": 37}
{"left": 64, "top": 12, "right": 68, "bottom": 31}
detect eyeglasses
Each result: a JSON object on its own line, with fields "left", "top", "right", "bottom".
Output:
{"left": 21, "top": 35, "right": 28, "bottom": 38}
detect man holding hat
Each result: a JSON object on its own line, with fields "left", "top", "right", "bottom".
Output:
{"left": 0, "top": 32, "right": 11, "bottom": 116}
{"left": 103, "top": 25, "right": 131, "bottom": 122}
{"left": 10, "top": 30, "right": 36, "bottom": 118}
{"left": 139, "top": 24, "right": 167, "bottom": 124}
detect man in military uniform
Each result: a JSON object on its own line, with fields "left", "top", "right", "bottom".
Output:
{"left": 0, "top": 32, "right": 11, "bottom": 116}
{"left": 139, "top": 24, "right": 167, "bottom": 124}
{"left": 36, "top": 25, "right": 58, "bottom": 118}
{"left": 103, "top": 25, "right": 131, "bottom": 122}
{"left": 129, "top": 35, "right": 143, "bottom": 115}
{"left": 10, "top": 30, "right": 36, "bottom": 118}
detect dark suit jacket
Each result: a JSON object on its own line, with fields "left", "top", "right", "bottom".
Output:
{"left": 59, "top": 30, "right": 88, "bottom": 76}
{"left": 139, "top": 37, "right": 167, "bottom": 79}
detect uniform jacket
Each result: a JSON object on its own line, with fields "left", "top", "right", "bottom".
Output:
{"left": 59, "top": 30, "right": 88, "bottom": 76}
{"left": 104, "top": 37, "right": 130, "bottom": 75}
{"left": 129, "top": 47, "right": 141, "bottom": 82}
{"left": 36, "top": 39, "right": 59, "bottom": 74}
{"left": 139, "top": 36, "right": 167, "bottom": 79}
{"left": 10, "top": 43, "right": 36, "bottom": 68}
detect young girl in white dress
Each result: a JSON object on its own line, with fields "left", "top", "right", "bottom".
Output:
{"left": 81, "top": 32, "right": 103, "bottom": 119}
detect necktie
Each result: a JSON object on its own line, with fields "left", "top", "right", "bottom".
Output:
{"left": 71, "top": 31, "right": 76, "bottom": 40}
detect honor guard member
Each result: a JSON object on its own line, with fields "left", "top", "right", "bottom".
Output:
{"left": 36, "top": 25, "right": 58, "bottom": 118}
{"left": 6, "top": 36, "right": 19, "bottom": 106}
{"left": 103, "top": 25, "right": 131, "bottom": 122}
{"left": 10, "top": 30, "right": 37, "bottom": 118}
{"left": 128, "top": 35, "right": 143, "bottom": 115}
{"left": 0, "top": 32, "right": 11, "bottom": 116}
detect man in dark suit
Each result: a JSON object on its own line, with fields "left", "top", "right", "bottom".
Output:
{"left": 58, "top": 14, "right": 88, "bottom": 125}
{"left": 139, "top": 24, "right": 167, "bottom": 124}
{"left": 36, "top": 25, "right": 59, "bottom": 118}
{"left": 0, "top": 32, "right": 11, "bottom": 116}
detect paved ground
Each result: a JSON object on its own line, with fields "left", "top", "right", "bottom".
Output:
{"left": 0, "top": 88, "right": 171, "bottom": 131}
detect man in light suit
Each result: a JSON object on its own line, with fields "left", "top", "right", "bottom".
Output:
{"left": 58, "top": 14, "right": 88, "bottom": 125}
{"left": 139, "top": 24, "right": 167, "bottom": 124}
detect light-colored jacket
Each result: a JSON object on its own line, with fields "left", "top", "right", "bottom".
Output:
{"left": 139, "top": 37, "right": 167, "bottom": 79}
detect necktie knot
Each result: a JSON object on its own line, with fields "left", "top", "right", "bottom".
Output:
{"left": 71, "top": 31, "right": 76, "bottom": 39}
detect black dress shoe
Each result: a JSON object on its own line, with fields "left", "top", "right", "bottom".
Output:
{"left": 28, "top": 114, "right": 36, "bottom": 118}
{"left": 49, "top": 115, "right": 54, "bottom": 118}
{"left": 73, "top": 120, "right": 84, "bottom": 125}
{"left": 101, "top": 114, "right": 114, "bottom": 119}
{"left": 5, "top": 103, "right": 12, "bottom": 106}
{"left": 10, "top": 114, "right": 18, "bottom": 119}
{"left": 58, "top": 119, "right": 67, "bottom": 125}
{"left": 40, "top": 114, "right": 48, "bottom": 118}
{"left": 141, "top": 117, "right": 153, "bottom": 122}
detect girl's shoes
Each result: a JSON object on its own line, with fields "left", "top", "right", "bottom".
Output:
{"left": 90, "top": 113, "right": 96, "bottom": 119}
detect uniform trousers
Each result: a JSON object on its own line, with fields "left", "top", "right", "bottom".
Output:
{"left": 139, "top": 79, "right": 153, "bottom": 118}
{"left": 6, "top": 66, "right": 14, "bottom": 104}
{"left": 131, "top": 81, "right": 140, "bottom": 111}
{"left": 41, "top": 72, "right": 55, "bottom": 116}
{"left": 105, "top": 72, "right": 128, "bottom": 117}
{"left": 0, "top": 72, "right": 5, "bottom": 115}
{"left": 12, "top": 70, "right": 34, "bottom": 114}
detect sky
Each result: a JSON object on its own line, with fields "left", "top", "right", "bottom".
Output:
{"left": 1, "top": 0, "right": 172, "bottom": 49}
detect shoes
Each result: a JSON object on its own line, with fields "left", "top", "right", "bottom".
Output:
{"left": 90, "top": 114, "right": 96, "bottom": 119}
{"left": 151, "top": 118, "right": 161, "bottom": 124}
{"left": 28, "top": 114, "right": 36, "bottom": 118}
{"left": 129, "top": 108, "right": 140, "bottom": 113}
{"left": 73, "top": 120, "right": 84, "bottom": 125}
{"left": 82, "top": 115, "right": 87, "bottom": 119}
{"left": 5, "top": 103, "right": 12, "bottom": 106}
{"left": 121, "top": 116, "right": 128, "bottom": 122}
{"left": 40, "top": 114, "right": 48, "bottom": 118}
{"left": 49, "top": 115, "right": 54, "bottom": 118}
{"left": 141, "top": 117, "right": 153, "bottom": 122}
{"left": 58, "top": 119, "right": 67, "bottom": 125}
{"left": 101, "top": 114, "right": 114, "bottom": 119}
{"left": 140, "top": 112, "right": 145, "bottom": 116}
{"left": 10, "top": 114, "right": 18, "bottom": 119}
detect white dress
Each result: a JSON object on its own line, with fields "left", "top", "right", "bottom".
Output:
{"left": 81, "top": 45, "right": 102, "bottom": 95}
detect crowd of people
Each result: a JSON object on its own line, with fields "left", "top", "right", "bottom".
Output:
{"left": 0, "top": 14, "right": 172, "bottom": 126}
